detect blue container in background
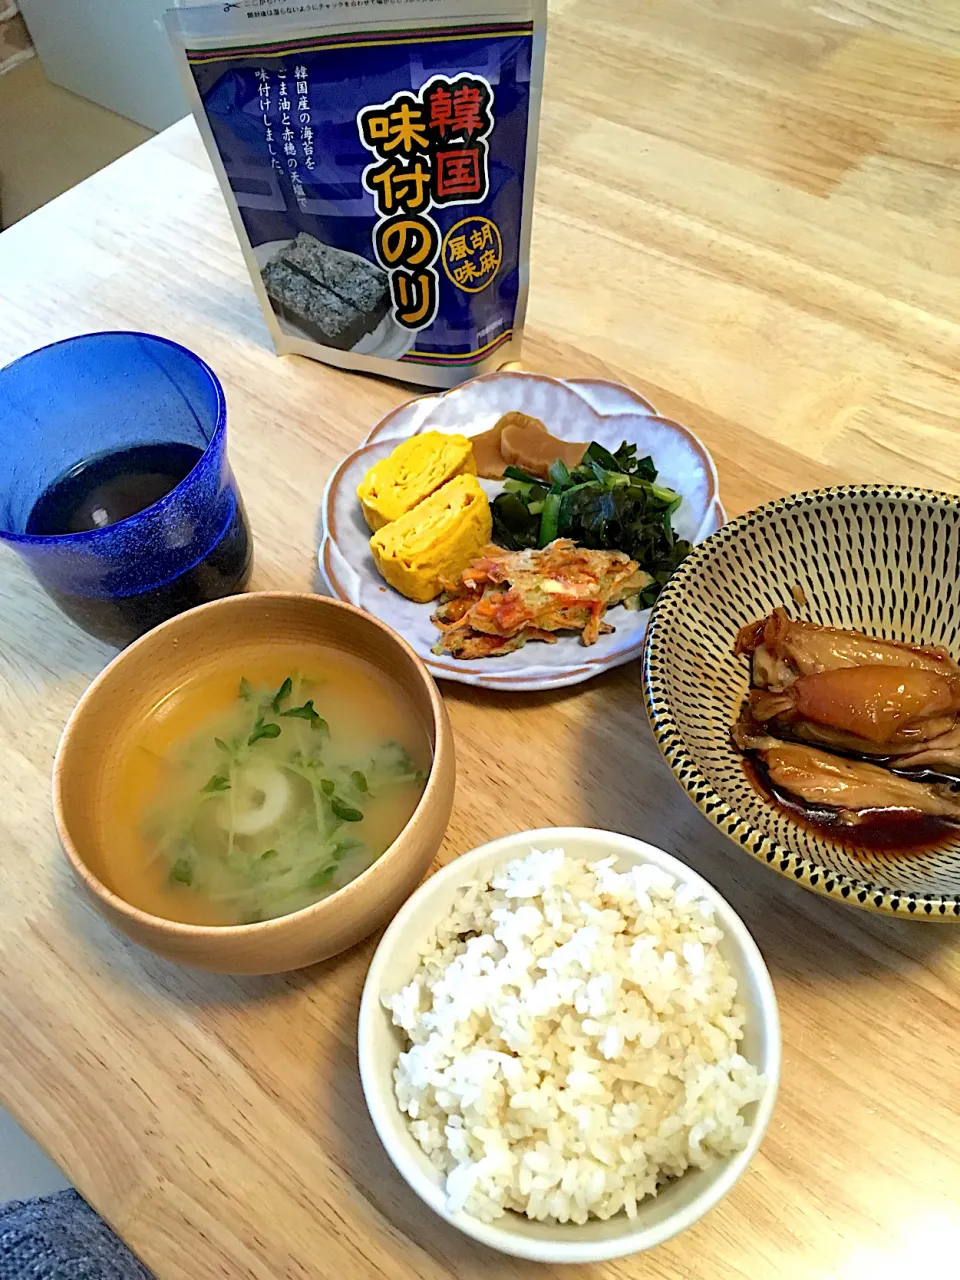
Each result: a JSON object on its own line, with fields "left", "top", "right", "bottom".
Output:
{"left": 0, "top": 331, "right": 252, "bottom": 646}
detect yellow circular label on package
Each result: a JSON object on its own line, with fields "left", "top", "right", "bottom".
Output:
{"left": 441, "top": 216, "right": 503, "bottom": 293}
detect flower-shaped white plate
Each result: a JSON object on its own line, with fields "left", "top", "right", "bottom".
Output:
{"left": 319, "top": 372, "right": 724, "bottom": 691}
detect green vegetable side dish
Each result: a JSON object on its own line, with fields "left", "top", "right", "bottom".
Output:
{"left": 148, "top": 674, "right": 428, "bottom": 925}
{"left": 491, "top": 441, "right": 693, "bottom": 607}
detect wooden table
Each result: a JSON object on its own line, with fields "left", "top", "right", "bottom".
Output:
{"left": 2, "top": 2, "right": 959, "bottom": 1275}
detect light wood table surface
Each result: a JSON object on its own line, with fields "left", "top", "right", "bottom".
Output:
{"left": 2, "top": 1, "right": 959, "bottom": 1276}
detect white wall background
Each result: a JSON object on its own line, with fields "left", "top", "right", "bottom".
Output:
{"left": 18, "top": 0, "right": 186, "bottom": 130}
{"left": 0, "top": 1108, "right": 70, "bottom": 1201}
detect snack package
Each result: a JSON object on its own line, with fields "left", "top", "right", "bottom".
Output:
{"left": 166, "top": 0, "right": 546, "bottom": 388}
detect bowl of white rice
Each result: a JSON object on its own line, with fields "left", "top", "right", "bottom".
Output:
{"left": 358, "top": 828, "right": 780, "bottom": 1263}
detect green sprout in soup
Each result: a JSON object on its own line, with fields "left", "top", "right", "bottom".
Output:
{"left": 146, "top": 673, "right": 429, "bottom": 925}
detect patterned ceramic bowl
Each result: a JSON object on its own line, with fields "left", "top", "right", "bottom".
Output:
{"left": 643, "top": 485, "right": 960, "bottom": 920}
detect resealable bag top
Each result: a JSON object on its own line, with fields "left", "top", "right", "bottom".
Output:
{"left": 166, "top": 0, "right": 546, "bottom": 388}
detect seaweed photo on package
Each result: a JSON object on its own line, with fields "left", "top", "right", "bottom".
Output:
{"left": 167, "top": 0, "right": 546, "bottom": 388}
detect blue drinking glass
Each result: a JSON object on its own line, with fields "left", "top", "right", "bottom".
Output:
{"left": 0, "top": 331, "right": 253, "bottom": 647}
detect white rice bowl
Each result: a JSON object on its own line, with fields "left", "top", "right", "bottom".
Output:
{"left": 383, "top": 845, "right": 765, "bottom": 1226}
{"left": 358, "top": 829, "right": 780, "bottom": 1263}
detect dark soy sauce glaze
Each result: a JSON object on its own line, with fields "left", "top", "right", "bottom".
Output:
{"left": 742, "top": 753, "right": 960, "bottom": 856}
{"left": 25, "top": 442, "right": 251, "bottom": 647}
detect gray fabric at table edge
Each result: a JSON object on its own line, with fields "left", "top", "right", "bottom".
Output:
{"left": 1, "top": 1190, "right": 153, "bottom": 1279}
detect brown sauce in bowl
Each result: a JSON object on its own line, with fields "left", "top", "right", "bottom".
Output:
{"left": 742, "top": 755, "right": 960, "bottom": 856}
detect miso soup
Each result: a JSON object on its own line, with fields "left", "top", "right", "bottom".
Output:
{"left": 104, "top": 648, "right": 430, "bottom": 925}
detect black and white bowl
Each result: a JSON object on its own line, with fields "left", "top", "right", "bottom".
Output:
{"left": 643, "top": 485, "right": 960, "bottom": 919}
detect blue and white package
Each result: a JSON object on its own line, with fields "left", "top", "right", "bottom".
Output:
{"left": 167, "top": 0, "right": 546, "bottom": 388}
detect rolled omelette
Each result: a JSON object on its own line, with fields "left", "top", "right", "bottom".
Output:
{"left": 357, "top": 430, "right": 476, "bottom": 531}
{"left": 370, "top": 474, "right": 492, "bottom": 603}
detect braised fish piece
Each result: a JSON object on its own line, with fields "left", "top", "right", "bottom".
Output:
{"left": 732, "top": 609, "right": 960, "bottom": 840}
{"left": 894, "top": 725, "right": 960, "bottom": 772}
{"left": 748, "top": 665, "right": 960, "bottom": 746}
{"left": 745, "top": 702, "right": 960, "bottom": 760}
{"left": 735, "top": 607, "right": 959, "bottom": 690}
{"left": 757, "top": 743, "right": 960, "bottom": 820}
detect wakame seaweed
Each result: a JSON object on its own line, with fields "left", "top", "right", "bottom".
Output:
{"left": 491, "top": 441, "right": 692, "bottom": 605}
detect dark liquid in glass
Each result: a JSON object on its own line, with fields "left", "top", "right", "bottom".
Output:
{"left": 25, "top": 442, "right": 252, "bottom": 646}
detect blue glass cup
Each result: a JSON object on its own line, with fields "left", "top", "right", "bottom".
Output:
{"left": 0, "top": 331, "right": 252, "bottom": 647}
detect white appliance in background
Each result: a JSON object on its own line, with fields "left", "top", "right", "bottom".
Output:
{"left": 18, "top": 0, "right": 186, "bottom": 130}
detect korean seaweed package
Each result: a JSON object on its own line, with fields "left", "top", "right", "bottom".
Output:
{"left": 166, "top": 0, "right": 546, "bottom": 387}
